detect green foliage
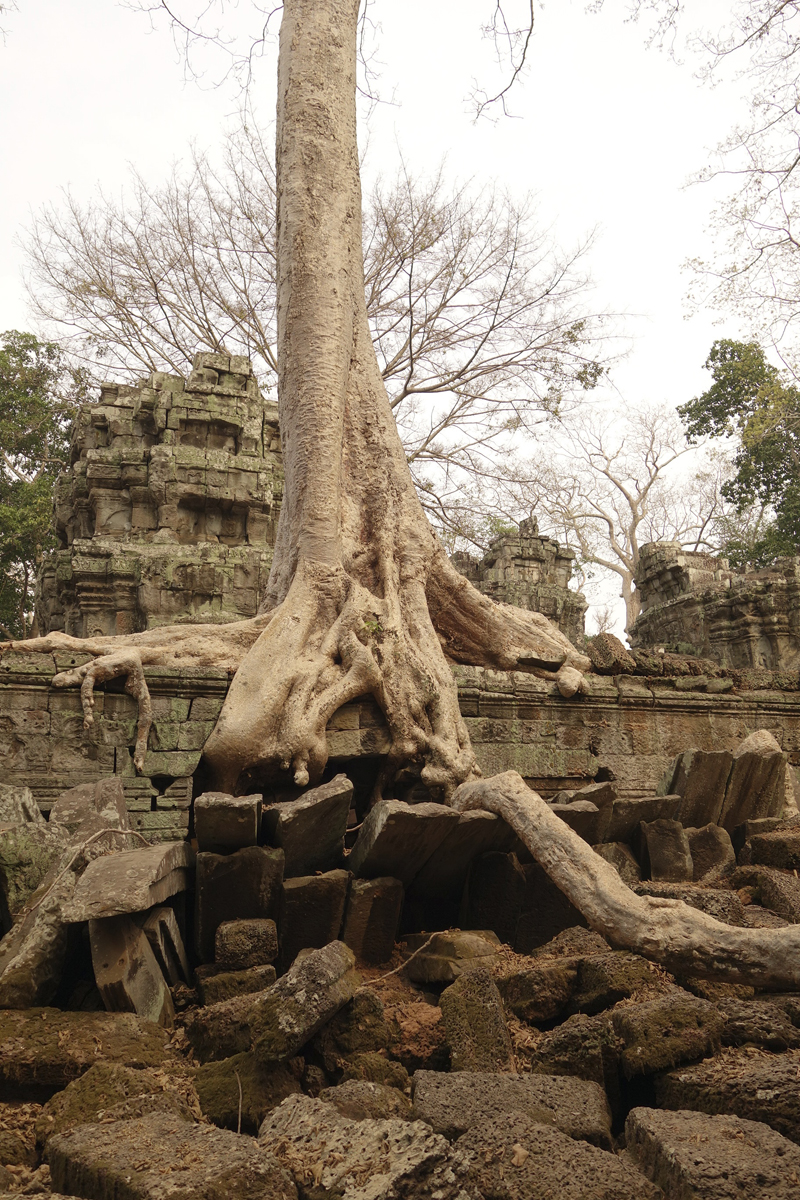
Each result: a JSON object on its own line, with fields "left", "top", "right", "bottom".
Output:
{"left": 678, "top": 339, "right": 800, "bottom": 565}
{"left": 0, "top": 331, "right": 85, "bottom": 638}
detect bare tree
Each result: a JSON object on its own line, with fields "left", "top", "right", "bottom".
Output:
{"left": 23, "top": 124, "right": 607, "bottom": 519}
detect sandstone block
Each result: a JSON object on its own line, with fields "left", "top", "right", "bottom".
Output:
{"left": 348, "top": 799, "right": 459, "bottom": 886}
{"left": 611, "top": 992, "right": 724, "bottom": 1078}
{"left": 341, "top": 876, "right": 403, "bottom": 965}
{"left": 658, "top": 748, "right": 734, "bottom": 826}
{"left": 547, "top": 799, "right": 601, "bottom": 843}
{"left": 49, "top": 777, "right": 128, "bottom": 834}
{"left": 215, "top": 917, "right": 278, "bottom": 969}
{"left": 0, "top": 820, "right": 69, "bottom": 923}
{"left": 197, "top": 964, "right": 277, "bottom": 1006}
{"left": 719, "top": 728, "right": 788, "bottom": 831}
{"left": 687, "top": 822, "right": 736, "bottom": 881}
{"left": 194, "top": 1052, "right": 300, "bottom": 1134}
{"left": 592, "top": 841, "right": 641, "bottom": 885}
{"left": 497, "top": 959, "right": 579, "bottom": 1023}
{"left": 731, "top": 864, "right": 800, "bottom": 922}
{"left": 0, "top": 783, "right": 42, "bottom": 825}
{"left": 90, "top": 914, "right": 175, "bottom": 1028}
{"left": 514, "top": 862, "right": 589, "bottom": 952}
{"left": 195, "top": 845, "right": 284, "bottom": 962}
{"left": 569, "top": 951, "right": 656, "bottom": 1015}
{"left": 278, "top": 869, "right": 350, "bottom": 970}
{"left": 637, "top": 818, "right": 693, "bottom": 882}
{"left": 526, "top": 1013, "right": 622, "bottom": 1115}
{"left": 262, "top": 774, "right": 352, "bottom": 876}
{"left": 193, "top": 791, "right": 261, "bottom": 853}
{"left": 598, "top": 793, "right": 683, "bottom": 843}
{"left": 404, "top": 929, "right": 501, "bottom": 985}
{"left": 63, "top": 840, "right": 195, "bottom": 923}
{"left": 312, "top": 987, "right": 390, "bottom": 1071}
{"left": 749, "top": 827, "right": 800, "bottom": 868}
{"left": 0, "top": 872, "right": 76, "bottom": 1009}
{"left": 439, "top": 967, "right": 514, "bottom": 1072}
{"left": 407, "top": 809, "right": 516, "bottom": 906}
{"left": 143, "top": 905, "right": 190, "bottom": 985}
{"left": 626, "top": 1105, "right": 800, "bottom": 1199}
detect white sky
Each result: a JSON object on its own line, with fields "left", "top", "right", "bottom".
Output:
{"left": 0, "top": 0, "right": 753, "bottom": 634}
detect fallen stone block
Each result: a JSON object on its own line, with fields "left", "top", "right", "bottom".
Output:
{"left": 312, "top": 987, "right": 389, "bottom": 1072}
{"left": 749, "top": 826, "right": 800, "bottom": 869}
{"left": 497, "top": 959, "right": 579, "bottom": 1023}
{"left": 634, "top": 881, "right": 748, "bottom": 925}
{"left": 0, "top": 872, "right": 76, "bottom": 1008}
{"left": 569, "top": 950, "right": 657, "bottom": 1015}
{"left": 340, "top": 1051, "right": 411, "bottom": 1089}
{"left": 406, "top": 810, "right": 516, "bottom": 908}
{"left": 278, "top": 868, "right": 349, "bottom": 971}
{"left": 0, "top": 1008, "right": 173, "bottom": 1100}
{"left": 348, "top": 799, "right": 459, "bottom": 886}
{"left": 320, "top": 1079, "right": 411, "bottom": 1121}
{"left": 90, "top": 914, "right": 175, "bottom": 1028}
{"left": 62, "top": 840, "right": 195, "bottom": 923}
{"left": 215, "top": 918, "right": 278, "bottom": 970}
{"left": 687, "top": 822, "right": 736, "bottom": 881}
{"left": 719, "top": 728, "right": 788, "bottom": 832}
{"left": 547, "top": 800, "right": 601, "bottom": 843}
{"left": 35, "top": 1062, "right": 199, "bottom": 1149}
{"left": 626, "top": 1105, "right": 800, "bottom": 1199}
{"left": 185, "top": 989, "right": 267, "bottom": 1063}
{"left": 193, "top": 791, "right": 261, "bottom": 853}
{"left": 411, "top": 1069, "right": 613, "bottom": 1148}
{"left": 49, "top": 777, "right": 128, "bottom": 835}
{"left": 197, "top": 963, "right": 277, "bottom": 1006}
{"left": 341, "top": 876, "right": 403, "bottom": 964}
{"left": 657, "top": 749, "right": 734, "bottom": 827}
{"left": 143, "top": 905, "right": 190, "bottom": 985}
{"left": 262, "top": 773, "right": 352, "bottom": 876}
{"left": 718, "top": 999, "right": 800, "bottom": 1052}
{"left": 655, "top": 1045, "right": 800, "bottom": 1143}
{"left": 250, "top": 940, "right": 359, "bottom": 1064}
{"left": 0, "top": 820, "right": 70, "bottom": 922}
{"left": 194, "top": 1052, "right": 300, "bottom": 1134}
{"left": 592, "top": 841, "right": 641, "bottom": 886}
{"left": 461, "top": 850, "right": 526, "bottom": 946}
{"left": 0, "top": 782, "right": 43, "bottom": 825}
{"left": 526, "top": 1012, "right": 622, "bottom": 1116}
{"left": 732, "top": 816, "right": 785, "bottom": 856}
{"left": 731, "top": 864, "right": 800, "bottom": 922}
{"left": 439, "top": 966, "right": 514, "bottom": 1073}
{"left": 552, "top": 780, "right": 617, "bottom": 811}
{"left": 258, "top": 1093, "right": 449, "bottom": 1197}
{"left": 598, "top": 793, "right": 683, "bottom": 844}
{"left": 637, "top": 818, "right": 693, "bottom": 883}
{"left": 195, "top": 845, "right": 284, "bottom": 962}
{"left": 527, "top": 926, "right": 610, "bottom": 960}
{"left": 611, "top": 992, "right": 724, "bottom": 1078}
{"left": 47, "top": 1112, "right": 296, "bottom": 1199}
{"left": 404, "top": 929, "right": 501, "bottom": 985}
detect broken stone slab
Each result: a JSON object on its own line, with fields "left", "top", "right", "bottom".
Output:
{"left": 406, "top": 810, "right": 517, "bottom": 905}
{"left": 655, "top": 1045, "right": 800, "bottom": 1143}
{"left": 143, "top": 905, "right": 190, "bottom": 985}
{"left": 731, "top": 864, "right": 800, "bottom": 922}
{"left": 551, "top": 780, "right": 617, "bottom": 810}
{"left": 47, "top": 1112, "right": 297, "bottom": 1200}
{"left": 0, "top": 1008, "right": 173, "bottom": 1101}
{"left": 526, "top": 1012, "right": 622, "bottom": 1116}
{"left": 90, "top": 914, "right": 175, "bottom": 1027}
{"left": 277, "top": 868, "right": 350, "bottom": 971}
{"left": 439, "top": 967, "right": 514, "bottom": 1072}
{"left": 250, "top": 940, "right": 359, "bottom": 1065}
{"left": 194, "top": 1052, "right": 300, "bottom": 1134}
{"left": 193, "top": 791, "right": 261, "bottom": 853}
{"left": 347, "top": 799, "right": 459, "bottom": 886}
{"left": 184, "top": 988, "right": 267, "bottom": 1063}
{"left": 626, "top": 1105, "right": 800, "bottom": 1199}
{"left": 62, "top": 840, "right": 195, "bottom": 923}
{"left": 636, "top": 818, "right": 693, "bottom": 883}
{"left": 341, "top": 876, "right": 403, "bottom": 965}
{"left": 197, "top": 963, "right": 277, "bottom": 1006}
{"left": 258, "top": 1093, "right": 449, "bottom": 1198}
{"left": 195, "top": 845, "right": 284, "bottom": 963}
{"left": 597, "top": 793, "right": 683, "bottom": 844}
{"left": 403, "top": 929, "right": 501, "bottom": 985}
{"left": 312, "top": 988, "right": 390, "bottom": 1072}
{"left": 262, "top": 773, "right": 352, "bottom": 876}
{"left": 749, "top": 826, "right": 800, "bottom": 868}
{"left": 547, "top": 799, "right": 601, "bottom": 843}
{"left": 0, "top": 871, "right": 76, "bottom": 1009}
{"left": 718, "top": 999, "right": 800, "bottom": 1052}
{"left": 0, "top": 820, "right": 70, "bottom": 922}
{"left": 497, "top": 959, "right": 579, "bottom": 1023}
{"left": 49, "top": 777, "right": 128, "bottom": 835}
{"left": 657, "top": 749, "right": 734, "bottom": 827}
{"left": 611, "top": 992, "right": 724, "bottom": 1079}
{"left": 592, "top": 841, "right": 641, "bottom": 886}
{"left": 732, "top": 816, "right": 786, "bottom": 856}
{"left": 215, "top": 918, "right": 278, "bottom": 970}
{"left": 719, "top": 728, "right": 788, "bottom": 832}
{"left": 568, "top": 951, "right": 658, "bottom": 1016}
{"left": 686, "top": 822, "right": 736, "bottom": 881}
{"left": 411, "top": 1069, "right": 613, "bottom": 1148}
{"left": 0, "top": 782, "right": 43, "bottom": 825}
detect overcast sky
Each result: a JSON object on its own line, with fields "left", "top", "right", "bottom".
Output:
{"left": 0, "top": 0, "right": 753, "bottom": 629}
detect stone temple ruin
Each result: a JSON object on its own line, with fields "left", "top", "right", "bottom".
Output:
{"left": 3, "top": 354, "right": 800, "bottom": 1195}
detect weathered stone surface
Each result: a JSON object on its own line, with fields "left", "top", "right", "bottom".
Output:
{"left": 527, "top": 926, "right": 610, "bottom": 960}
{"left": 731, "top": 864, "right": 800, "bottom": 922}
{"left": 195, "top": 846, "right": 284, "bottom": 962}
{"left": 526, "top": 1013, "right": 622, "bottom": 1114}
{"left": 251, "top": 941, "right": 359, "bottom": 1065}
{"left": 637, "top": 818, "right": 694, "bottom": 883}
{"left": 611, "top": 992, "right": 724, "bottom": 1079}
{"left": 720, "top": 728, "right": 788, "bottom": 831}
{"left": 597, "top": 793, "right": 683, "bottom": 844}
{"left": 439, "top": 967, "right": 514, "bottom": 1072}
{"left": 404, "top": 929, "right": 501, "bottom": 985}
{"left": 194, "top": 791, "right": 261, "bottom": 853}
{"left": 655, "top": 1046, "right": 800, "bottom": 1143}
{"left": 626, "top": 1105, "right": 800, "bottom": 1199}
{"left": 262, "top": 774, "right": 352, "bottom": 876}
{"left": 719, "top": 999, "right": 800, "bottom": 1051}
{"left": 63, "top": 841, "right": 194, "bottom": 923}
{"left": 320, "top": 1080, "right": 412, "bottom": 1121}
{"left": 587, "top": 632, "right": 636, "bottom": 674}
{"left": 35, "top": 1063, "right": 199, "bottom": 1148}
{"left": 687, "top": 822, "right": 736, "bottom": 881}
{"left": 0, "top": 820, "right": 69, "bottom": 922}
{"left": 185, "top": 989, "right": 267, "bottom": 1063}
{"left": 49, "top": 777, "right": 128, "bottom": 834}
{"left": 634, "top": 881, "right": 748, "bottom": 925}
{"left": 461, "top": 850, "right": 527, "bottom": 946}
{"left": 657, "top": 748, "right": 734, "bottom": 827}
{"left": 198, "top": 964, "right": 277, "bottom": 1006}
{"left": 143, "top": 905, "right": 190, "bottom": 985}
{"left": 258, "top": 1093, "right": 448, "bottom": 1199}
{"left": 90, "top": 915, "right": 175, "bottom": 1027}
{"left": 47, "top": 1112, "right": 297, "bottom": 1199}
{"left": 278, "top": 869, "right": 350, "bottom": 971}
{"left": 312, "top": 988, "right": 389, "bottom": 1072}
{"left": 340, "top": 1051, "right": 410, "bottom": 1090}
{"left": 749, "top": 827, "right": 800, "bottom": 868}
{"left": 0, "top": 782, "right": 42, "bottom": 825}
{"left": 0, "top": 1008, "right": 172, "bottom": 1100}
{"left": 569, "top": 951, "right": 657, "bottom": 1015}
{"left": 194, "top": 1052, "right": 300, "bottom": 1134}
{"left": 0, "top": 872, "right": 76, "bottom": 1008}
{"left": 348, "top": 799, "right": 459, "bottom": 886}
{"left": 547, "top": 799, "right": 601, "bottom": 843}
{"left": 215, "top": 918, "right": 278, "bottom": 970}
{"left": 498, "top": 959, "right": 579, "bottom": 1023}
{"left": 592, "top": 841, "right": 642, "bottom": 885}
{"left": 411, "top": 1069, "right": 613, "bottom": 1148}
{"left": 341, "top": 876, "right": 403, "bottom": 965}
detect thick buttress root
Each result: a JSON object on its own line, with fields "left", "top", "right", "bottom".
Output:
{"left": 454, "top": 770, "right": 800, "bottom": 987}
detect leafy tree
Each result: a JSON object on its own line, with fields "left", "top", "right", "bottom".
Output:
{"left": 0, "top": 332, "right": 85, "bottom": 638}
{"left": 679, "top": 338, "right": 800, "bottom": 565}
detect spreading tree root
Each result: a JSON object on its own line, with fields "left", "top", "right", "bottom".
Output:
{"left": 454, "top": 770, "right": 800, "bottom": 987}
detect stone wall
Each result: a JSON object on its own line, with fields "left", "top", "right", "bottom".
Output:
{"left": 36, "top": 352, "right": 284, "bottom": 638}
{"left": 630, "top": 541, "right": 800, "bottom": 671}
{"left": 451, "top": 517, "right": 586, "bottom": 646}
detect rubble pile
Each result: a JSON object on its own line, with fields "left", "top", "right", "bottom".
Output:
{"left": 2, "top": 731, "right": 800, "bottom": 1196}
